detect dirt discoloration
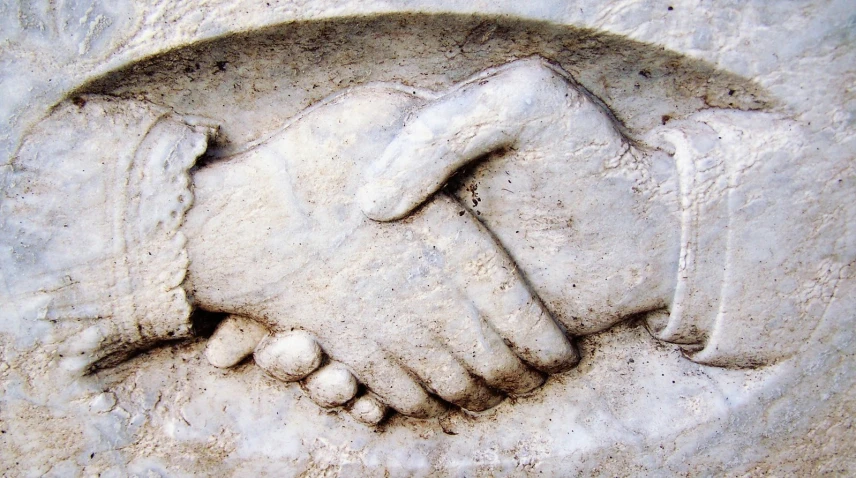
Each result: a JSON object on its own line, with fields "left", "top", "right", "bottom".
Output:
{"left": 72, "top": 13, "right": 773, "bottom": 158}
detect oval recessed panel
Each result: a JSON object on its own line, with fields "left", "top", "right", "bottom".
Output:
{"left": 73, "top": 13, "right": 773, "bottom": 156}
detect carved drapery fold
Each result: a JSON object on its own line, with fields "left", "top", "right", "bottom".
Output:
{"left": 0, "top": 96, "right": 214, "bottom": 373}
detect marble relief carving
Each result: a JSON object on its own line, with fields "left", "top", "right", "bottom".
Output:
{"left": 2, "top": 13, "right": 854, "bottom": 473}
{"left": 5, "top": 46, "right": 838, "bottom": 424}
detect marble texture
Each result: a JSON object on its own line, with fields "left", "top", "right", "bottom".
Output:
{"left": 0, "top": 0, "right": 854, "bottom": 476}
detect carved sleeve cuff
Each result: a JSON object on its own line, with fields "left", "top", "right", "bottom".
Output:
{"left": 646, "top": 120, "right": 730, "bottom": 358}
{"left": 648, "top": 111, "right": 837, "bottom": 368}
{"left": 0, "top": 96, "right": 215, "bottom": 373}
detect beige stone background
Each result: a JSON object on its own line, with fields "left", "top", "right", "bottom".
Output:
{"left": 1, "top": 1, "right": 854, "bottom": 476}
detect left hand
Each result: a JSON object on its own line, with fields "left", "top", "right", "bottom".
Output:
{"left": 358, "top": 57, "right": 682, "bottom": 335}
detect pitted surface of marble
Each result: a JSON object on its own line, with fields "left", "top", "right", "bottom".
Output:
{"left": 1, "top": 2, "right": 855, "bottom": 476}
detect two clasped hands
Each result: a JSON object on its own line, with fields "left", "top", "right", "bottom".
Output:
{"left": 184, "top": 57, "right": 681, "bottom": 424}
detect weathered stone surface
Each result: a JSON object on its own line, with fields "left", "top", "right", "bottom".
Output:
{"left": 1, "top": 1, "right": 854, "bottom": 476}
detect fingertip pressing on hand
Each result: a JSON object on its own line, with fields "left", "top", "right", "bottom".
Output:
{"left": 512, "top": 299, "right": 580, "bottom": 374}
{"left": 349, "top": 393, "right": 388, "bottom": 426}
{"left": 254, "top": 330, "right": 323, "bottom": 381}
{"left": 301, "top": 362, "right": 359, "bottom": 408}
{"left": 205, "top": 315, "right": 269, "bottom": 369}
{"left": 496, "top": 298, "right": 581, "bottom": 374}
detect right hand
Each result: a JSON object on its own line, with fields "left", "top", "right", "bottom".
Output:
{"left": 184, "top": 84, "right": 578, "bottom": 421}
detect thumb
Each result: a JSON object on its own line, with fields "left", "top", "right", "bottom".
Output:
{"left": 357, "top": 110, "right": 516, "bottom": 221}
{"left": 357, "top": 62, "right": 558, "bottom": 221}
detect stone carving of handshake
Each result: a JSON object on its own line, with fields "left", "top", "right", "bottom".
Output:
{"left": 191, "top": 56, "right": 681, "bottom": 425}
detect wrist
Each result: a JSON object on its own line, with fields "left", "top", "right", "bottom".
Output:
{"left": 182, "top": 147, "right": 300, "bottom": 315}
{"left": 182, "top": 158, "right": 239, "bottom": 312}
